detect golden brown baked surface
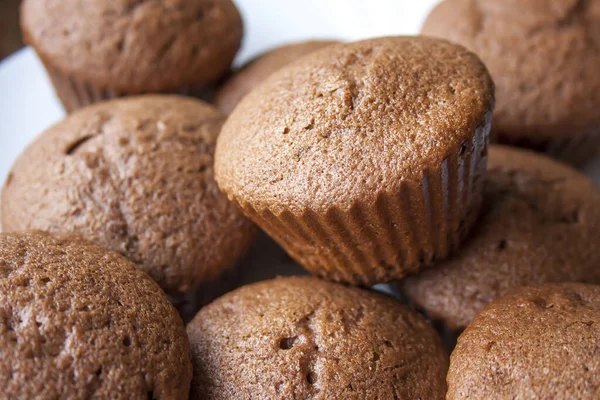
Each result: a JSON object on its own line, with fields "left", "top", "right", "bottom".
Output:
{"left": 0, "top": 231, "right": 191, "bottom": 399}
{"left": 214, "top": 40, "right": 339, "bottom": 114}
{"left": 422, "top": 0, "right": 600, "bottom": 143}
{"left": 21, "top": 0, "right": 243, "bottom": 92}
{"left": 448, "top": 283, "right": 600, "bottom": 399}
{"left": 401, "top": 145, "right": 600, "bottom": 331}
{"left": 187, "top": 276, "right": 448, "bottom": 399}
{"left": 2, "top": 95, "right": 255, "bottom": 294}
{"left": 216, "top": 36, "right": 494, "bottom": 213}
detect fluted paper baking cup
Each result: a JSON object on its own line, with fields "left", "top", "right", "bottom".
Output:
{"left": 229, "top": 119, "right": 490, "bottom": 286}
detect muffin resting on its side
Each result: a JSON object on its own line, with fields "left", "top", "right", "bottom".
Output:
{"left": 187, "top": 276, "right": 448, "bottom": 399}
{"left": 0, "top": 231, "right": 191, "bottom": 399}
{"left": 215, "top": 36, "right": 495, "bottom": 285}
{"left": 422, "top": 0, "right": 600, "bottom": 165}
{"left": 401, "top": 145, "right": 600, "bottom": 332}
{"left": 214, "top": 40, "right": 339, "bottom": 114}
{"left": 21, "top": 0, "right": 243, "bottom": 111}
{"left": 448, "top": 283, "right": 600, "bottom": 399}
{"left": 1, "top": 96, "right": 255, "bottom": 298}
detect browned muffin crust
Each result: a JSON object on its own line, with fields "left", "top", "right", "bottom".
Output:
{"left": 0, "top": 231, "right": 191, "bottom": 399}
{"left": 448, "top": 283, "right": 600, "bottom": 399}
{"left": 1, "top": 95, "right": 255, "bottom": 294}
{"left": 215, "top": 36, "right": 494, "bottom": 285}
{"left": 422, "top": 0, "right": 600, "bottom": 164}
{"left": 216, "top": 36, "right": 494, "bottom": 213}
{"left": 214, "top": 40, "right": 339, "bottom": 114}
{"left": 187, "top": 276, "right": 448, "bottom": 399}
{"left": 401, "top": 145, "right": 600, "bottom": 332}
{"left": 21, "top": 0, "right": 243, "bottom": 98}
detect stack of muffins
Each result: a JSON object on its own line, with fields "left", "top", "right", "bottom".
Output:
{"left": 1, "top": 0, "right": 599, "bottom": 398}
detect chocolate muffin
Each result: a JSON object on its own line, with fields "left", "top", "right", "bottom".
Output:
{"left": 21, "top": 0, "right": 243, "bottom": 112}
{"left": 0, "top": 231, "right": 191, "bottom": 399}
{"left": 214, "top": 40, "right": 338, "bottom": 114}
{"left": 215, "top": 36, "right": 495, "bottom": 286}
{"left": 448, "top": 283, "right": 600, "bottom": 399}
{"left": 1, "top": 96, "right": 255, "bottom": 299}
{"left": 187, "top": 276, "right": 448, "bottom": 399}
{"left": 401, "top": 145, "right": 600, "bottom": 332}
{"left": 422, "top": 0, "right": 600, "bottom": 165}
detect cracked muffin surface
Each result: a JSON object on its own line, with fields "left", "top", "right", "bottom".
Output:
{"left": 448, "top": 283, "right": 600, "bottom": 399}
{"left": 1, "top": 95, "right": 255, "bottom": 294}
{"left": 187, "top": 276, "right": 448, "bottom": 399}
{"left": 401, "top": 145, "right": 600, "bottom": 332}
{"left": 0, "top": 231, "right": 191, "bottom": 400}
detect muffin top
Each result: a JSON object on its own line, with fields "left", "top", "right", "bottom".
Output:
{"left": 0, "top": 231, "right": 191, "bottom": 399}
{"left": 21, "top": 0, "right": 243, "bottom": 91}
{"left": 215, "top": 36, "right": 494, "bottom": 213}
{"left": 187, "top": 276, "right": 448, "bottom": 399}
{"left": 401, "top": 145, "right": 600, "bottom": 331}
{"left": 1, "top": 95, "right": 255, "bottom": 294}
{"left": 422, "top": 0, "right": 600, "bottom": 139}
{"left": 214, "top": 40, "right": 339, "bottom": 114}
{"left": 448, "top": 283, "right": 600, "bottom": 399}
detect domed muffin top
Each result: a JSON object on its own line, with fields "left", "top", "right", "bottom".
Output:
{"left": 187, "top": 276, "right": 448, "bottom": 399}
{"left": 216, "top": 36, "right": 494, "bottom": 213}
{"left": 422, "top": 0, "right": 600, "bottom": 139}
{"left": 0, "top": 231, "right": 191, "bottom": 399}
{"left": 448, "top": 283, "right": 600, "bottom": 399}
{"left": 2, "top": 95, "right": 255, "bottom": 294}
{"left": 21, "top": 0, "right": 243, "bottom": 91}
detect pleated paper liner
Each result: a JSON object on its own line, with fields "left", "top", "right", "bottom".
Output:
{"left": 44, "top": 64, "right": 214, "bottom": 113}
{"left": 497, "top": 127, "right": 600, "bottom": 167}
{"left": 228, "top": 120, "right": 490, "bottom": 286}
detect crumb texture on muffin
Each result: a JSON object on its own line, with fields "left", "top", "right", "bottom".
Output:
{"left": 1, "top": 96, "right": 255, "bottom": 293}
{"left": 21, "top": 0, "right": 243, "bottom": 91}
{"left": 0, "top": 231, "right": 191, "bottom": 400}
{"left": 448, "top": 283, "right": 600, "bottom": 399}
{"left": 187, "top": 276, "right": 448, "bottom": 399}
{"left": 401, "top": 145, "right": 600, "bottom": 331}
